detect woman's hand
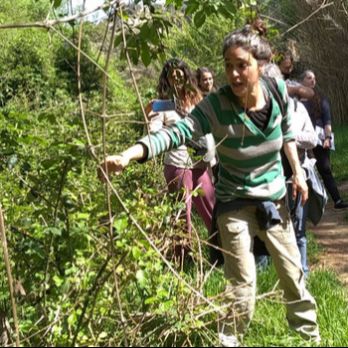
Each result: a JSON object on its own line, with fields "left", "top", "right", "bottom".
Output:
{"left": 283, "top": 141, "right": 308, "bottom": 205}
{"left": 97, "top": 144, "right": 147, "bottom": 182}
{"left": 145, "top": 101, "right": 159, "bottom": 120}
{"left": 323, "top": 138, "right": 331, "bottom": 149}
{"left": 145, "top": 101, "right": 154, "bottom": 117}
{"left": 98, "top": 154, "right": 130, "bottom": 182}
{"left": 292, "top": 171, "right": 308, "bottom": 206}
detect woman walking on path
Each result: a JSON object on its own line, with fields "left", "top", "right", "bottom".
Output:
{"left": 146, "top": 59, "right": 216, "bottom": 259}
{"left": 301, "top": 69, "right": 348, "bottom": 210}
{"left": 100, "top": 26, "right": 320, "bottom": 346}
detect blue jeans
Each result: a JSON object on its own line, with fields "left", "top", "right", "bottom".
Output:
{"left": 287, "top": 186, "right": 309, "bottom": 276}
{"left": 254, "top": 254, "right": 271, "bottom": 270}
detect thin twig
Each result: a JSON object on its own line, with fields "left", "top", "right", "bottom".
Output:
{"left": 50, "top": 25, "right": 112, "bottom": 82}
{"left": 281, "top": 0, "right": 334, "bottom": 36}
{"left": 99, "top": 4, "right": 130, "bottom": 345}
{"left": 0, "top": 206, "right": 20, "bottom": 347}
{"left": 71, "top": 254, "right": 112, "bottom": 346}
{"left": 0, "top": 0, "right": 118, "bottom": 30}
{"left": 98, "top": 166, "right": 224, "bottom": 315}
{"left": 118, "top": 5, "right": 157, "bottom": 162}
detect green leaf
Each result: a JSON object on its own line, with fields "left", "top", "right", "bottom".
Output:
{"left": 141, "top": 45, "right": 152, "bottom": 66}
{"left": 113, "top": 216, "right": 128, "bottom": 232}
{"left": 132, "top": 246, "right": 142, "bottom": 259}
{"left": 114, "top": 34, "right": 123, "bottom": 48}
{"left": 47, "top": 227, "right": 62, "bottom": 236}
{"left": 185, "top": 1, "right": 200, "bottom": 16}
{"left": 144, "top": 296, "right": 157, "bottom": 305}
{"left": 128, "top": 48, "right": 139, "bottom": 65}
{"left": 67, "top": 312, "right": 77, "bottom": 326}
{"left": 75, "top": 213, "right": 90, "bottom": 220}
{"left": 136, "top": 269, "right": 146, "bottom": 288}
{"left": 53, "top": 0, "right": 63, "bottom": 8}
{"left": 53, "top": 275, "right": 64, "bottom": 287}
{"left": 139, "top": 22, "right": 151, "bottom": 40}
{"left": 71, "top": 139, "right": 85, "bottom": 149}
{"left": 193, "top": 10, "right": 206, "bottom": 28}
{"left": 146, "top": 24, "right": 161, "bottom": 45}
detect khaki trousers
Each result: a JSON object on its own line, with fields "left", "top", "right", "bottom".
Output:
{"left": 217, "top": 202, "right": 320, "bottom": 341}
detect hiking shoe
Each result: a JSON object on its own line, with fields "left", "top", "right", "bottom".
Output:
{"left": 218, "top": 333, "right": 239, "bottom": 347}
{"left": 334, "top": 200, "right": 348, "bottom": 210}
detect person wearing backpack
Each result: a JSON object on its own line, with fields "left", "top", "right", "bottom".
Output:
{"left": 99, "top": 26, "right": 320, "bottom": 346}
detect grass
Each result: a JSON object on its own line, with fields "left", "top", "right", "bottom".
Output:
{"left": 194, "top": 224, "right": 348, "bottom": 347}
{"left": 245, "top": 122, "right": 348, "bottom": 346}
{"left": 310, "top": 270, "right": 348, "bottom": 347}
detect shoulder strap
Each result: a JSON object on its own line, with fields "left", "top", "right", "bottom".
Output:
{"left": 262, "top": 77, "right": 292, "bottom": 177}
{"left": 262, "top": 77, "right": 286, "bottom": 117}
{"left": 293, "top": 98, "right": 298, "bottom": 112}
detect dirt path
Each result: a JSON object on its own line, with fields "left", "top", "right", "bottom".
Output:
{"left": 310, "top": 182, "right": 348, "bottom": 284}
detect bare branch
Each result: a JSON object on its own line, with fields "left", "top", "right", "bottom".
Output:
{"left": 118, "top": 5, "right": 157, "bottom": 163}
{"left": 0, "top": 206, "right": 20, "bottom": 347}
{"left": 0, "top": 0, "right": 119, "bottom": 30}
{"left": 281, "top": 0, "right": 334, "bottom": 36}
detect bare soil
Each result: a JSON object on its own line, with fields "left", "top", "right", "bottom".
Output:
{"left": 310, "top": 182, "right": 348, "bottom": 284}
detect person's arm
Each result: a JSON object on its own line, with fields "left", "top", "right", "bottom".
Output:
{"left": 283, "top": 141, "right": 308, "bottom": 205}
{"left": 98, "top": 102, "right": 211, "bottom": 181}
{"left": 321, "top": 97, "right": 333, "bottom": 149}
{"left": 98, "top": 144, "right": 147, "bottom": 181}
{"left": 277, "top": 80, "right": 308, "bottom": 204}
{"left": 287, "top": 84, "right": 314, "bottom": 100}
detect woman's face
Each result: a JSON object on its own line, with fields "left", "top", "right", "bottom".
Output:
{"left": 199, "top": 72, "right": 214, "bottom": 92}
{"left": 224, "top": 45, "right": 261, "bottom": 99}
{"left": 167, "top": 68, "right": 185, "bottom": 90}
{"left": 279, "top": 57, "right": 293, "bottom": 79}
{"left": 302, "top": 71, "right": 316, "bottom": 89}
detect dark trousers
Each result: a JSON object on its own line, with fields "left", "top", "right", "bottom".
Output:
{"left": 313, "top": 146, "right": 341, "bottom": 203}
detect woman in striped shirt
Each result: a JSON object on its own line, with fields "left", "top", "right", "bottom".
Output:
{"left": 99, "top": 26, "right": 320, "bottom": 346}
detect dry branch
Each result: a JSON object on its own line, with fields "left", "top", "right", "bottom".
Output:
{"left": 0, "top": 0, "right": 119, "bottom": 30}
{"left": 0, "top": 206, "right": 20, "bottom": 347}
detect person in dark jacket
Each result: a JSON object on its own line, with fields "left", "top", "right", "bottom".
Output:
{"left": 301, "top": 70, "right": 348, "bottom": 210}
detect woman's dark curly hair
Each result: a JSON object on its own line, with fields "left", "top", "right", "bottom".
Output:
{"left": 157, "top": 58, "right": 201, "bottom": 109}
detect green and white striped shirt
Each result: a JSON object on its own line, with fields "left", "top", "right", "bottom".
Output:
{"left": 139, "top": 78, "right": 294, "bottom": 202}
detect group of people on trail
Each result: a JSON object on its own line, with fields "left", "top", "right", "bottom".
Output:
{"left": 98, "top": 22, "right": 346, "bottom": 347}
{"left": 278, "top": 53, "right": 347, "bottom": 210}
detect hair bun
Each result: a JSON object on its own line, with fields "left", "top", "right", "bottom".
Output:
{"left": 251, "top": 18, "right": 267, "bottom": 37}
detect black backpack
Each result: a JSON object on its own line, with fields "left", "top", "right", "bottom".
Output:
{"left": 262, "top": 76, "right": 286, "bottom": 117}
{"left": 262, "top": 76, "right": 293, "bottom": 179}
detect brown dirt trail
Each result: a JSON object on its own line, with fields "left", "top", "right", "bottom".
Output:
{"left": 310, "top": 182, "right": 348, "bottom": 284}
